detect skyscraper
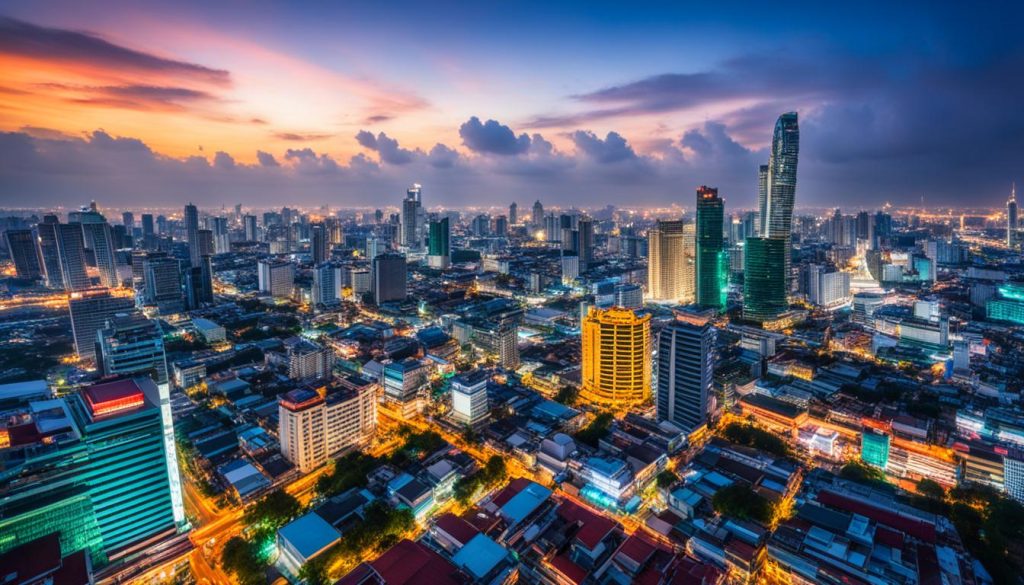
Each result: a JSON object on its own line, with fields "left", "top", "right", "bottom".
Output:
{"left": 56, "top": 223, "right": 92, "bottom": 291}
{"left": 311, "top": 223, "right": 329, "bottom": 264}
{"left": 580, "top": 307, "right": 651, "bottom": 408}
{"left": 208, "top": 216, "right": 230, "bottom": 254}
{"left": 312, "top": 262, "right": 341, "bottom": 306}
{"left": 509, "top": 201, "right": 518, "bottom": 225}
{"left": 647, "top": 220, "right": 694, "bottom": 302}
{"left": 577, "top": 216, "right": 594, "bottom": 273}
{"left": 257, "top": 259, "right": 295, "bottom": 298}
{"left": 143, "top": 254, "right": 184, "bottom": 314}
{"left": 657, "top": 316, "right": 715, "bottom": 432}
{"left": 184, "top": 256, "right": 213, "bottom": 309}
{"left": 68, "top": 289, "right": 135, "bottom": 361}
{"left": 244, "top": 214, "right": 258, "bottom": 241}
{"left": 372, "top": 252, "right": 407, "bottom": 305}
{"left": 36, "top": 216, "right": 65, "bottom": 289}
{"left": 0, "top": 378, "right": 186, "bottom": 570}
{"left": 400, "top": 184, "right": 423, "bottom": 249}
{"left": 122, "top": 211, "right": 135, "bottom": 232}
{"left": 695, "top": 186, "right": 726, "bottom": 309}
{"left": 743, "top": 236, "right": 787, "bottom": 322}
{"left": 427, "top": 217, "right": 450, "bottom": 269}
{"left": 758, "top": 112, "right": 799, "bottom": 291}
{"left": 77, "top": 218, "right": 119, "bottom": 288}
{"left": 96, "top": 312, "right": 169, "bottom": 384}
{"left": 184, "top": 203, "right": 199, "bottom": 265}
{"left": 1008, "top": 183, "right": 1018, "bottom": 249}
{"left": 4, "top": 228, "right": 42, "bottom": 278}
{"left": 532, "top": 200, "right": 544, "bottom": 226}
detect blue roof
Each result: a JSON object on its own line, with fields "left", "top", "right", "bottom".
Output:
{"left": 499, "top": 482, "right": 552, "bottom": 525}
{"left": 453, "top": 534, "right": 507, "bottom": 579}
{"left": 278, "top": 512, "right": 341, "bottom": 562}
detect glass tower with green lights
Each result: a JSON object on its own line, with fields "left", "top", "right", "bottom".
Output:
{"left": 742, "top": 236, "right": 787, "bottom": 322}
{"left": 696, "top": 186, "right": 726, "bottom": 309}
{"left": 861, "top": 429, "right": 891, "bottom": 469}
{"left": 987, "top": 283, "right": 1024, "bottom": 325}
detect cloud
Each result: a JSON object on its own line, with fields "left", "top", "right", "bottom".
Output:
{"left": 363, "top": 114, "right": 393, "bottom": 124}
{"left": 273, "top": 132, "right": 334, "bottom": 141}
{"left": 213, "top": 151, "right": 235, "bottom": 169}
{"left": 0, "top": 16, "right": 230, "bottom": 85}
{"left": 355, "top": 130, "right": 416, "bottom": 164}
{"left": 39, "top": 82, "right": 220, "bottom": 112}
{"left": 459, "top": 117, "right": 532, "bottom": 155}
{"left": 570, "top": 131, "right": 637, "bottom": 163}
{"left": 427, "top": 143, "right": 459, "bottom": 168}
{"left": 256, "top": 150, "right": 279, "bottom": 167}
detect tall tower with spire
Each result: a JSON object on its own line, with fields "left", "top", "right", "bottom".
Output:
{"left": 1008, "top": 183, "right": 1018, "bottom": 249}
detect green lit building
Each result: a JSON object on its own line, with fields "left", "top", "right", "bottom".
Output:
{"left": 695, "top": 186, "right": 726, "bottom": 309}
{"left": 987, "top": 283, "right": 1024, "bottom": 325}
{"left": 427, "top": 217, "right": 450, "bottom": 269}
{"left": 0, "top": 377, "right": 185, "bottom": 570}
{"left": 861, "top": 429, "right": 890, "bottom": 469}
{"left": 742, "top": 236, "right": 787, "bottom": 323}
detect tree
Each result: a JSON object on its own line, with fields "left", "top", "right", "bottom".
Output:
{"left": 839, "top": 461, "right": 889, "bottom": 488}
{"left": 574, "top": 412, "right": 613, "bottom": 448}
{"left": 712, "top": 484, "right": 774, "bottom": 524}
{"left": 298, "top": 557, "right": 329, "bottom": 585}
{"left": 221, "top": 537, "right": 264, "bottom": 585}
{"left": 720, "top": 422, "right": 791, "bottom": 457}
{"left": 247, "top": 489, "right": 301, "bottom": 530}
{"left": 555, "top": 385, "right": 578, "bottom": 406}
{"left": 656, "top": 470, "right": 679, "bottom": 489}
{"left": 916, "top": 479, "right": 945, "bottom": 501}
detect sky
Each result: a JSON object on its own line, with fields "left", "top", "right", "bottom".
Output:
{"left": 0, "top": 0, "right": 1022, "bottom": 210}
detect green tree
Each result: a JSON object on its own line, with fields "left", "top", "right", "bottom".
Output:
{"left": 247, "top": 489, "right": 301, "bottom": 530}
{"left": 555, "top": 385, "right": 579, "bottom": 406}
{"left": 712, "top": 484, "right": 774, "bottom": 524}
{"left": 221, "top": 537, "right": 264, "bottom": 585}
{"left": 574, "top": 412, "right": 613, "bottom": 448}
{"left": 656, "top": 470, "right": 679, "bottom": 489}
{"left": 916, "top": 479, "right": 945, "bottom": 501}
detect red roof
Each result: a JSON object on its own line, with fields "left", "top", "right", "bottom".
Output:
{"left": 817, "top": 490, "right": 937, "bottom": 543}
{"left": 556, "top": 499, "right": 617, "bottom": 550}
{"left": 667, "top": 555, "right": 724, "bottom": 585}
{"left": 82, "top": 378, "right": 145, "bottom": 418}
{"left": 490, "top": 477, "right": 533, "bottom": 508}
{"left": 616, "top": 533, "right": 662, "bottom": 566}
{"left": 369, "top": 539, "right": 467, "bottom": 585}
{"left": 434, "top": 513, "right": 479, "bottom": 547}
{"left": 548, "top": 554, "right": 588, "bottom": 585}
{"left": 874, "top": 526, "right": 905, "bottom": 548}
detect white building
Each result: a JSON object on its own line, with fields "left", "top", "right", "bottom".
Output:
{"left": 279, "top": 380, "right": 377, "bottom": 473}
{"left": 450, "top": 371, "right": 490, "bottom": 427}
{"left": 258, "top": 259, "right": 295, "bottom": 298}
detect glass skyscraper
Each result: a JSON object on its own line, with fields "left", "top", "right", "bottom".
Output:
{"left": 695, "top": 186, "right": 725, "bottom": 309}
{"left": 656, "top": 317, "right": 715, "bottom": 432}
{"left": 758, "top": 112, "right": 799, "bottom": 292}
{"left": 428, "top": 217, "right": 450, "bottom": 269}
{"left": 743, "top": 236, "right": 787, "bottom": 322}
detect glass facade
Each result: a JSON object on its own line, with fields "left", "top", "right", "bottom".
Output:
{"left": 742, "top": 236, "right": 787, "bottom": 322}
{"left": 861, "top": 430, "right": 890, "bottom": 469}
{"left": 695, "top": 186, "right": 725, "bottom": 309}
{"left": 656, "top": 319, "right": 715, "bottom": 432}
{"left": 758, "top": 112, "right": 799, "bottom": 291}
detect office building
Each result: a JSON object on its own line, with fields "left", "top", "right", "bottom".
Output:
{"left": 743, "top": 236, "right": 787, "bottom": 323}
{"left": 614, "top": 283, "right": 643, "bottom": 309}
{"left": 581, "top": 307, "right": 651, "bottom": 407}
{"left": 647, "top": 220, "right": 694, "bottom": 302}
{"left": 278, "top": 381, "right": 377, "bottom": 474}
{"left": 122, "top": 211, "right": 135, "bottom": 232}
{"left": 244, "top": 214, "right": 258, "bottom": 241}
{"left": 656, "top": 317, "right": 715, "bottom": 432}
{"left": 427, "top": 217, "right": 450, "bottom": 269}
{"left": 142, "top": 254, "right": 184, "bottom": 314}
{"left": 311, "top": 223, "right": 329, "bottom": 264}
{"left": 532, "top": 200, "right": 544, "bottom": 226}
{"left": 4, "top": 228, "right": 42, "bottom": 278}
{"left": 695, "top": 186, "right": 726, "bottom": 309}
{"left": 807, "top": 265, "right": 851, "bottom": 309}
{"left": 96, "top": 312, "right": 168, "bottom": 384}
{"left": 258, "top": 259, "right": 295, "bottom": 298}
{"left": 561, "top": 253, "right": 579, "bottom": 284}
{"left": 312, "top": 262, "right": 341, "bottom": 306}
{"left": 758, "top": 112, "right": 799, "bottom": 291}
{"left": 184, "top": 256, "right": 213, "bottom": 309}
{"left": 36, "top": 217, "right": 65, "bottom": 289}
{"left": 372, "top": 252, "right": 407, "bottom": 305}
{"left": 69, "top": 289, "right": 135, "bottom": 361}
{"left": 450, "top": 370, "right": 490, "bottom": 428}
{"left": 577, "top": 216, "right": 594, "bottom": 272}
{"left": 81, "top": 221, "right": 119, "bottom": 288}
{"left": 56, "top": 223, "right": 92, "bottom": 291}
{"left": 208, "top": 216, "right": 230, "bottom": 254}
{"left": 0, "top": 378, "right": 186, "bottom": 569}
{"left": 471, "top": 320, "right": 520, "bottom": 371}
{"left": 509, "top": 202, "right": 518, "bottom": 225}
{"left": 401, "top": 184, "right": 423, "bottom": 249}
{"left": 184, "top": 203, "right": 200, "bottom": 265}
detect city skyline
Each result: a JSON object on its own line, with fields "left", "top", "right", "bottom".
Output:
{"left": 2, "top": 1, "right": 1023, "bottom": 208}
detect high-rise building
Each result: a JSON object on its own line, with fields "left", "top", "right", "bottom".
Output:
{"left": 258, "top": 259, "right": 295, "bottom": 298}
{"left": 311, "top": 223, "right": 329, "bottom": 264}
{"left": 532, "top": 200, "right": 544, "bottom": 226}
{"left": 81, "top": 221, "right": 119, "bottom": 288}
{"left": 657, "top": 316, "right": 715, "bottom": 432}
{"left": 372, "top": 252, "right": 406, "bottom": 305}
{"left": 4, "top": 228, "right": 42, "bottom": 278}
{"left": 184, "top": 203, "right": 200, "bottom": 265}
{"left": 366, "top": 235, "right": 383, "bottom": 260}
{"left": 36, "top": 216, "right": 65, "bottom": 289}
{"left": 614, "top": 283, "right": 643, "bottom": 309}
{"left": 208, "top": 216, "right": 230, "bottom": 254}
{"left": 758, "top": 112, "right": 799, "bottom": 292}
{"left": 68, "top": 289, "right": 135, "bottom": 361}
{"left": 807, "top": 265, "right": 851, "bottom": 309}
{"left": 184, "top": 256, "right": 213, "bottom": 309}
{"left": 279, "top": 380, "right": 377, "bottom": 473}
{"left": 450, "top": 370, "right": 490, "bottom": 427}
{"left": 96, "top": 312, "right": 168, "bottom": 384}
{"left": 647, "top": 220, "right": 694, "bottom": 302}
{"left": 577, "top": 216, "right": 594, "bottom": 273}
{"left": 509, "top": 202, "right": 518, "bottom": 225}
{"left": 243, "top": 214, "right": 258, "bottom": 241}
{"left": 561, "top": 253, "right": 579, "bottom": 284}
{"left": 1008, "top": 183, "right": 1018, "bottom": 249}
{"left": 312, "top": 263, "right": 341, "bottom": 306}
{"left": 122, "top": 211, "right": 135, "bottom": 232}
{"left": 743, "top": 236, "right": 788, "bottom": 322}
{"left": 427, "top": 217, "right": 450, "bottom": 269}
{"left": 494, "top": 215, "right": 508, "bottom": 237}
{"left": 580, "top": 307, "right": 651, "bottom": 408}
{"left": 0, "top": 377, "right": 186, "bottom": 570}
{"left": 286, "top": 337, "right": 333, "bottom": 381}
{"left": 143, "top": 254, "right": 184, "bottom": 314}
{"left": 695, "top": 186, "right": 725, "bottom": 309}
{"left": 400, "top": 184, "right": 423, "bottom": 249}
{"left": 56, "top": 223, "right": 91, "bottom": 291}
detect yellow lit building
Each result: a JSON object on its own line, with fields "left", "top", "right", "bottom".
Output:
{"left": 581, "top": 307, "right": 651, "bottom": 408}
